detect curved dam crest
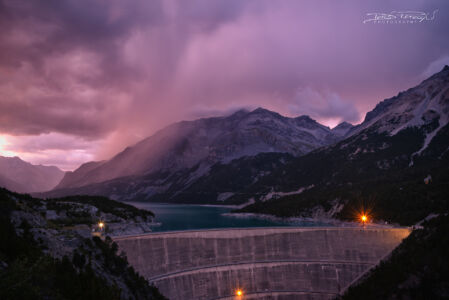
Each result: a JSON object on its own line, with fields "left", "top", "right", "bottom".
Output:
{"left": 114, "top": 227, "right": 410, "bottom": 300}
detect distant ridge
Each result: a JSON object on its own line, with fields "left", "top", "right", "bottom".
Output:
{"left": 0, "top": 156, "right": 64, "bottom": 193}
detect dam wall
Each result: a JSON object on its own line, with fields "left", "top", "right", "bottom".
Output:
{"left": 114, "top": 227, "right": 410, "bottom": 300}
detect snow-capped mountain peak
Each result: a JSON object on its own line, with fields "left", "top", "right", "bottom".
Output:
{"left": 349, "top": 65, "right": 449, "bottom": 143}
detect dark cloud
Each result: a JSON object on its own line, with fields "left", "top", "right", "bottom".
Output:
{"left": 0, "top": 0, "right": 449, "bottom": 168}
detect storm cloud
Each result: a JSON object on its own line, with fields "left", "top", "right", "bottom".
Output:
{"left": 1, "top": 0, "right": 449, "bottom": 169}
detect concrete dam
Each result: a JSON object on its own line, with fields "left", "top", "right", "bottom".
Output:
{"left": 114, "top": 227, "right": 410, "bottom": 300}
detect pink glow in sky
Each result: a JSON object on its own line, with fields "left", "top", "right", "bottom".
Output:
{"left": 0, "top": 0, "right": 449, "bottom": 170}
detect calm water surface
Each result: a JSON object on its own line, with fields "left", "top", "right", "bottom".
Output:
{"left": 128, "top": 202, "right": 332, "bottom": 232}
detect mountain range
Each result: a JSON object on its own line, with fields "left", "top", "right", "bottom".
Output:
{"left": 38, "top": 66, "right": 449, "bottom": 225}
{"left": 45, "top": 107, "right": 352, "bottom": 201}
{"left": 0, "top": 156, "right": 64, "bottom": 193}
{"left": 235, "top": 65, "right": 449, "bottom": 225}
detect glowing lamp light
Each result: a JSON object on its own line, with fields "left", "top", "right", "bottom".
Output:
{"left": 98, "top": 222, "right": 105, "bottom": 229}
{"left": 361, "top": 215, "right": 367, "bottom": 222}
{"left": 236, "top": 289, "right": 243, "bottom": 296}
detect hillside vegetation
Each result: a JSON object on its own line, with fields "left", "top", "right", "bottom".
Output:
{"left": 0, "top": 188, "right": 166, "bottom": 300}
{"left": 340, "top": 214, "right": 449, "bottom": 299}
{"left": 236, "top": 124, "right": 449, "bottom": 226}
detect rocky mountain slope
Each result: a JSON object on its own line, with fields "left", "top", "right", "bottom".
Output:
{"left": 0, "top": 187, "right": 166, "bottom": 300}
{"left": 347, "top": 65, "right": 449, "bottom": 151}
{"left": 46, "top": 108, "right": 349, "bottom": 201}
{"left": 0, "top": 156, "right": 65, "bottom": 193}
{"left": 235, "top": 66, "right": 449, "bottom": 225}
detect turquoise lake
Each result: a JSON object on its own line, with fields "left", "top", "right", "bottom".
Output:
{"left": 128, "top": 202, "right": 332, "bottom": 232}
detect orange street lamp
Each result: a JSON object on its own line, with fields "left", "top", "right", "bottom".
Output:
{"left": 98, "top": 221, "right": 105, "bottom": 230}
{"left": 360, "top": 214, "right": 368, "bottom": 226}
{"left": 236, "top": 289, "right": 243, "bottom": 297}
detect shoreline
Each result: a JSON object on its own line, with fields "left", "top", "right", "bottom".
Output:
{"left": 222, "top": 212, "right": 398, "bottom": 229}
{"left": 126, "top": 201, "right": 247, "bottom": 209}
{"left": 127, "top": 201, "right": 398, "bottom": 230}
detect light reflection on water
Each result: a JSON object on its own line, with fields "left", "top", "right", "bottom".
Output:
{"left": 127, "top": 202, "right": 332, "bottom": 232}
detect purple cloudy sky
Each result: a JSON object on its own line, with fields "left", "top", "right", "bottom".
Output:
{"left": 1, "top": 0, "right": 449, "bottom": 170}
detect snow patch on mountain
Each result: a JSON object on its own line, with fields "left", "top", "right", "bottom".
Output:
{"left": 217, "top": 192, "right": 234, "bottom": 202}
{"left": 261, "top": 185, "right": 314, "bottom": 202}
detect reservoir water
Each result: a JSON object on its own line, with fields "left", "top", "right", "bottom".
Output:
{"left": 128, "top": 202, "right": 332, "bottom": 232}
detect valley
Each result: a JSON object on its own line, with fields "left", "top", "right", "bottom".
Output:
{"left": 33, "top": 65, "right": 449, "bottom": 229}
